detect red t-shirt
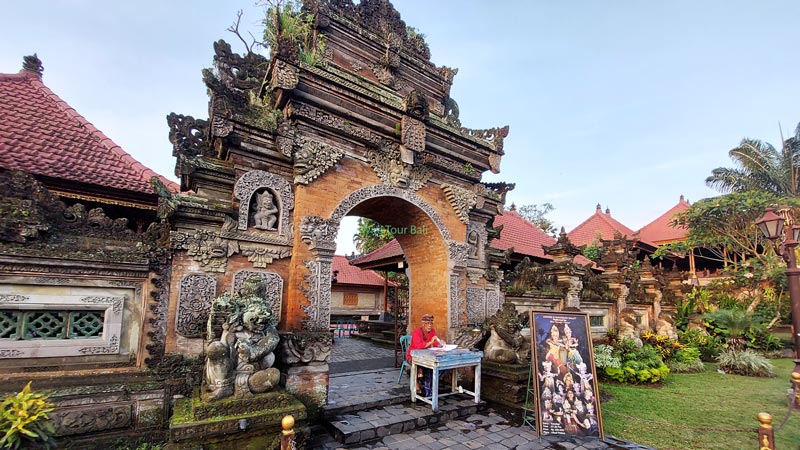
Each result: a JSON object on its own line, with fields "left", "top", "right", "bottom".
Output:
{"left": 406, "top": 326, "right": 441, "bottom": 361}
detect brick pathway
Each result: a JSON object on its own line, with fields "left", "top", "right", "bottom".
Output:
{"left": 330, "top": 335, "right": 400, "bottom": 374}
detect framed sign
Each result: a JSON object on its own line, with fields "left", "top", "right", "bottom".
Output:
{"left": 530, "top": 311, "right": 603, "bottom": 439}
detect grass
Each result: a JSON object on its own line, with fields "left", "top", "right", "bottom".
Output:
{"left": 600, "top": 358, "right": 800, "bottom": 450}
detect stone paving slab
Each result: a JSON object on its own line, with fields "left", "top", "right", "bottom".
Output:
{"left": 311, "top": 407, "right": 655, "bottom": 450}
{"left": 326, "top": 397, "right": 485, "bottom": 446}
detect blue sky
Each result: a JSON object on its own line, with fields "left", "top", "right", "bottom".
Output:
{"left": 3, "top": 1, "right": 799, "bottom": 255}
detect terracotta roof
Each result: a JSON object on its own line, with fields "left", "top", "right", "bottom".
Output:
{"left": 567, "top": 204, "right": 638, "bottom": 246}
{"left": 0, "top": 70, "right": 178, "bottom": 195}
{"left": 349, "top": 239, "right": 403, "bottom": 266}
{"left": 637, "top": 196, "right": 690, "bottom": 244}
{"left": 492, "top": 209, "right": 556, "bottom": 260}
{"left": 333, "top": 255, "right": 396, "bottom": 287}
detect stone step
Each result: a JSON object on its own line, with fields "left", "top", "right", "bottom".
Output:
{"left": 323, "top": 396, "right": 486, "bottom": 446}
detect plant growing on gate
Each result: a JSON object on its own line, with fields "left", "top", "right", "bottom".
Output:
{"left": 0, "top": 382, "right": 56, "bottom": 450}
{"left": 264, "top": 0, "right": 328, "bottom": 67}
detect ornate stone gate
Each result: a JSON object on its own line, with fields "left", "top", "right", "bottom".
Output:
{"left": 161, "top": 0, "right": 514, "bottom": 409}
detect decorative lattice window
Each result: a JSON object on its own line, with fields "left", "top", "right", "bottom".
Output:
{"left": 343, "top": 293, "right": 359, "bottom": 306}
{"left": 0, "top": 310, "right": 105, "bottom": 340}
{"left": 0, "top": 294, "right": 123, "bottom": 359}
{"left": 589, "top": 315, "right": 605, "bottom": 327}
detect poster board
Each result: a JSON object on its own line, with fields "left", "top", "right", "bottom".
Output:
{"left": 529, "top": 311, "right": 604, "bottom": 439}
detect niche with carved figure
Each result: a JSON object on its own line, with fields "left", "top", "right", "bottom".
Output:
{"left": 250, "top": 188, "right": 280, "bottom": 231}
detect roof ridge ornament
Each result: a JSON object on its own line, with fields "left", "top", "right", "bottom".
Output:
{"left": 22, "top": 54, "right": 43, "bottom": 78}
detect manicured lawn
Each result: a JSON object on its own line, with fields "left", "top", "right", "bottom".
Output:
{"left": 600, "top": 358, "right": 800, "bottom": 450}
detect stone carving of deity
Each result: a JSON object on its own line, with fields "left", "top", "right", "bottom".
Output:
{"left": 204, "top": 277, "right": 281, "bottom": 401}
{"left": 253, "top": 190, "right": 278, "bottom": 231}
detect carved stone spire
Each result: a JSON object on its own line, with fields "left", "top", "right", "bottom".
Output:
{"left": 22, "top": 54, "right": 43, "bottom": 78}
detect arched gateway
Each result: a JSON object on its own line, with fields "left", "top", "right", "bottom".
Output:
{"left": 162, "top": 0, "right": 514, "bottom": 410}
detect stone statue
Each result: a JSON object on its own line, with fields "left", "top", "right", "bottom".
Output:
{"left": 617, "top": 308, "right": 642, "bottom": 347}
{"left": 655, "top": 311, "right": 678, "bottom": 340}
{"left": 204, "top": 277, "right": 281, "bottom": 401}
{"left": 482, "top": 302, "right": 530, "bottom": 364}
{"left": 253, "top": 190, "right": 278, "bottom": 231}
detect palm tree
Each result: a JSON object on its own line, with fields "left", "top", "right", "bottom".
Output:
{"left": 706, "top": 122, "right": 800, "bottom": 196}
{"left": 352, "top": 218, "right": 394, "bottom": 254}
{"left": 706, "top": 309, "right": 754, "bottom": 351}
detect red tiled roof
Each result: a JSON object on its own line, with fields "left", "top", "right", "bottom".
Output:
{"left": 637, "top": 196, "right": 690, "bottom": 244}
{"left": 567, "top": 205, "right": 637, "bottom": 246}
{"left": 0, "top": 70, "right": 178, "bottom": 195}
{"left": 349, "top": 239, "right": 403, "bottom": 266}
{"left": 492, "top": 209, "right": 556, "bottom": 260}
{"left": 333, "top": 255, "right": 396, "bottom": 287}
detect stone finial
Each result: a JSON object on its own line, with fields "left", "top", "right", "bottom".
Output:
{"left": 596, "top": 203, "right": 601, "bottom": 212}
{"left": 510, "top": 203, "right": 516, "bottom": 211}
{"left": 605, "top": 207, "right": 611, "bottom": 215}
{"left": 680, "top": 194, "right": 685, "bottom": 202}
{"left": 22, "top": 54, "right": 43, "bottom": 78}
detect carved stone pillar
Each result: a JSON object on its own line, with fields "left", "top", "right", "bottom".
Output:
{"left": 299, "top": 216, "right": 339, "bottom": 331}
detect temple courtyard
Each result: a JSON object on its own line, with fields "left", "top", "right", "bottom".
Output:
{"left": 313, "top": 337, "right": 651, "bottom": 450}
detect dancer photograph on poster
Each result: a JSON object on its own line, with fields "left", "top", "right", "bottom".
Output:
{"left": 529, "top": 311, "right": 604, "bottom": 439}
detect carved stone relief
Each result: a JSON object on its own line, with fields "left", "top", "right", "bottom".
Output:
{"left": 176, "top": 274, "right": 217, "bottom": 338}
{"left": 145, "top": 266, "right": 171, "bottom": 368}
{"left": 486, "top": 289, "right": 501, "bottom": 318}
{"left": 289, "top": 103, "right": 389, "bottom": 147}
{"left": 401, "top": 116, "right": 426, "bottom": 154}
{"left": 78, "top": 335, "right": 120, "bottom": 355}
{"left": 167, "top": 113, "right": 211, "bottom": 158}
{"left": 294, "top": 138, "right": 344, "bottom": 185}
{"left": 171, "top": 230, "right": 238, "bottom": 273}
{"left": 466, "top": 268, "right": 485, "bottom": 285}
{"left": 466, "top": 220, "right": 488, "bottom": 263}
{"left": 211, "top": 115, "right": 234, "bottom": 138}
{"left": 51, "top": 403, "right": 132, "bottom": 437}
{"left": 80, "top": 296, "right": 123, "bottom": 314}
{"left": 301, "top": 258, "right": 333, "bottom": 331}
{"left": 448, "top": 241, "right": 469, "bottom": 269}
{"left": 240, "top": 244, "right": 292, "bottom": 268}
{"left": 441, "top": 184, "right": 478, "bottom": 224}
{"left": 300, "top": 216, "right": 339, "bottom": 253}
{"left": 279, "top": 332, "right": 333, "bottom": 364}
{"left": 232, "top": 270, "right": 283, "bottom": 321}
{"left": 270, "top": 59, "right": 300, "bottom": 91}
{"left": 367, "top": 145, "right": 431, "bottom": 191}
{"left": 0, "top": 295, "right": 28, "bottom": 303}
{"left": 450, "top": 272, "right": 465, "bottom": 327}
{"left": 329, "top": 185, "right": 452, "bottom": 241}
{"left": 466, "top": 287, "right": 486, "bottom": 325}
{"left": 275, "top": 119, "right": 296, "bottom": 157}
{"left": 234, "top": 170, "right": 294, "bottom": 238}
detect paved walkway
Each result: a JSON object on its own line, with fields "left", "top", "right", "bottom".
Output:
{"left": 322, "top": 339, "right": 653, "bottom": 450}
{"left": 330, "top": 335, "right": 399, "bottom": 374}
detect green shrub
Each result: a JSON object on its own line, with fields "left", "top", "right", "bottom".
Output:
{"left": 717, "top": 349, "right": 775, "bottom": 377}
{"left": 744, "top": 325, "right": 784, "bottom": 352}
{"left": 678, "top": 329, "right": 722, "bottom": 361}
{"left": 667, "top": 347, "right": 705, "bottom": 373}
{"left": 596, "top": 336, "right": 669, "bottom": 384}
{"left": 0, "top": 382, "right": 56, "bottom": 450}
{"left": 593, "top": 344, "right": 621, "bottom": 370}
{"left": 605, "top": 364, "right": 670, "bottom": 384}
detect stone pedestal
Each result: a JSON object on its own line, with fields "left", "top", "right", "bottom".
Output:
{"left": 480, "top": 360, "right": 530, "bottom": 407}
{"left": 167, "top": 390, "right": 306, "bottom": 450}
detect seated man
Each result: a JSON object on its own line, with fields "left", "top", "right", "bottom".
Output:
{"left": 406, "top": 314, "right": 446, "bottom": 396}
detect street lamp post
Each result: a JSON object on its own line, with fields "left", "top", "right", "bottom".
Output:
{"left": 756, "top": 208, "right": 800, "bottom": 407}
